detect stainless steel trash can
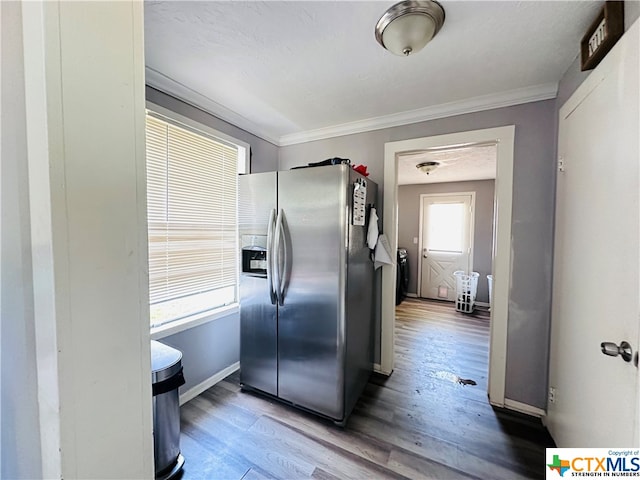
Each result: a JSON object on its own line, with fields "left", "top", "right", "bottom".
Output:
{"left": 151, "top": 340, "right": 185, "bottom": 479}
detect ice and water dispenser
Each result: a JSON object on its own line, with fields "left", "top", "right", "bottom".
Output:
{"left": 241, "top": 235, "right": 268, "bottom": 276}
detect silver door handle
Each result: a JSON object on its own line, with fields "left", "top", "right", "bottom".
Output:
{"left": 266, "top": 209, "right": 277, "bottom": 305}
{"left": 601, "top": 341, "right": 633, "bottom": 362}
{"left": 280, "top": 210, "right": 290, "bottom": 305}
{"left": 274, "top": 208, "right": 285, "bottom": 306}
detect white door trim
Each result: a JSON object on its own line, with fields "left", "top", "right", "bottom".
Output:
{"left": 417, "top": 192, "right": 476, "bottom": 299}
{"left": 381, "top": 125, "right": 515, "bottom": 407}
{"left": 21, "top": 2, "right": 154, "bottom": 477}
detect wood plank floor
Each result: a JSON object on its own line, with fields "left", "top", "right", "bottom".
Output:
{"left": 174, "top": 298, "right": 554, "bottom": 480}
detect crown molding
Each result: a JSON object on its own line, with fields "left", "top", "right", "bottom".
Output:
{"left": 278, "top": 83, "right": 558, "bottom": 146}
{"left": 145, "top": 67, "right": 281, "bottom": 146}
{"left": 145, "top": 70, "right": 558, "bottom": 148}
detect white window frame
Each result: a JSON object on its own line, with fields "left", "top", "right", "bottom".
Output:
{"left": 146, "top": 102, "right": 250, "bottom": 339}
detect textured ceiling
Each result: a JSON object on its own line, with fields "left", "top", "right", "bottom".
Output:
{"left": 398, "top": 144, "right": 497, "bottom": 185}
{"left": 144, "top": 1, "right": 603, "bottom": 145}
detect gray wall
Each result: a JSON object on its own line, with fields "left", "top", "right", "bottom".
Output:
{"left": 145, "top": 87, "right": 278, "bottom": 395}
{"left": 1, "top": 2, "right": 43, "bottom": 477}
{"left": 398, "top": 180, "right": 495, "bottom": 303}
{"left": 159, "top": 313, "right": 239, "bottom": 394}
{"left": 280, "top": 99, "right": 556, "bottom": 409}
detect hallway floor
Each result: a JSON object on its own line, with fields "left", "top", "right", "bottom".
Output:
{"left": 174, "top": 298, "right": 553, "bottom": 479}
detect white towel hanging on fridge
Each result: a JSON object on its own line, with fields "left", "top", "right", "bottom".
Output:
{"left": 367, "top": 207, "right": 379, "bottom": 249}
{"left": 374, "top": 233, "right": 394, "bottom": 270}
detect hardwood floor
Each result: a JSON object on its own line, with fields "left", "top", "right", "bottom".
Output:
{"left": 174, "top": 298, "right": 554, "bottom": 480}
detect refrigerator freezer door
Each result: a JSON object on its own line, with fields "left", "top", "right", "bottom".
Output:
{"left": 239, "top": 172, "right": 278, "bottom": 396}
{"left": 276, "top": 165, "right": 349, "bottom": 420}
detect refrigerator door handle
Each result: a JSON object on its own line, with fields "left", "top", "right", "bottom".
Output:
{"left": 266, "top": 208, "right": 277, "bottom": 305}
{"left": 274, "top": 208, "right": 286, "bottom": 306}
{"left": 280, "top": 209, "right": 291, "bottom": 305}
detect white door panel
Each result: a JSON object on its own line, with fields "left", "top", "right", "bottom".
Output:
{"left": 424, "top": 256, "right": 457, "bottom": 300}
{"left": 419, "top": 193, "right": 474, "bottom": 301}
{"left": 548, "top": 19, "right": 639, "bottom": 446}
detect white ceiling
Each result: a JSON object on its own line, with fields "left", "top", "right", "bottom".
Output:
{"left": 398, "top": 143, "right": 497, "bottom": 185}
{"left": 144, "top": 1, "right": 603, "bottom": 146}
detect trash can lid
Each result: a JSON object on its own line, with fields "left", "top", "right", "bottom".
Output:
{"left": 151, "top": 340, "right": 183, "bottom": 384}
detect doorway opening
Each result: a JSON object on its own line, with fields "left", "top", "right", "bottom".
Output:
{"left": 380, "top": 126, "right": 515, "bottom": 408}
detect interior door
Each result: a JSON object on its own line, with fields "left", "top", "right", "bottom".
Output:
{"left": 419, "top": 194, "right": 474, "bottom": 301}
{"left": 547, "top": 19, "right": 639, "bottom": 446}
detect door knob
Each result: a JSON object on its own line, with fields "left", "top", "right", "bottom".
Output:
{"left": 600, "top": 341, "right": 633, "bottom": 362}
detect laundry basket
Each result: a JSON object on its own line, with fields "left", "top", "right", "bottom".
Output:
{"left": 453, "top": 271, "right": 480, "bottom": 313}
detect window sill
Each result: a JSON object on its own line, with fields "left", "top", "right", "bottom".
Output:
{"left": 150, "top": 303, "right": 239, "bottom": 340}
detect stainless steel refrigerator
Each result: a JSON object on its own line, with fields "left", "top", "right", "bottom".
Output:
{"left": 238, "top": 164, "right": 377, "bottom": 424}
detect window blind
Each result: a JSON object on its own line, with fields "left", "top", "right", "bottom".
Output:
{"left": 146, "top": 114, "right": 238, "bottom": 326}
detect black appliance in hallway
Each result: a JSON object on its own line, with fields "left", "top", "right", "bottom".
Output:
{"left": 396, "top": 248, "right": 409, "bottom": 305}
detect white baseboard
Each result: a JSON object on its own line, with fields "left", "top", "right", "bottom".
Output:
{"left": 405, "top": 294, "right": 491, "bottom": 306}
{"left": 503, "top": 398, "right": 546, "bottom": 418}
{"left": 373, "top": 363, "right": 392, "bottom": 376}
{"left": 179, "top": 361, "right": 240, "bottom": 406}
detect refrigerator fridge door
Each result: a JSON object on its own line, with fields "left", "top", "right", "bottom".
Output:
{"left": 276, "top": 165, "right": 349, "bottom": 420}
{"left": 343, "top": 168, "right": 377, "bottom": 421}
{"left": 239, "top": 172, "right": 278, "bottom": 396}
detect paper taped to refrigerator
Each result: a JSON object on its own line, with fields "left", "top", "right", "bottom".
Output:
{"left": 352, "top": 179, "right": 367, "bottom": 226}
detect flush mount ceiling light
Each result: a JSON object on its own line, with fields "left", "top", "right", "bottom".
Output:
{"left": 375, "top": 0, "right": 445, "bottom": 56}
{"left": 416, "top": 161, "right": 440, "bottom": 175}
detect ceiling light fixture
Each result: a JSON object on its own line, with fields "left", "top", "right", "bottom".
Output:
{"left": 375, "top": 0, "right": 445, "bottom": 57}
{"left": 416, "top": 161, "right": 440, "bottom": 175}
